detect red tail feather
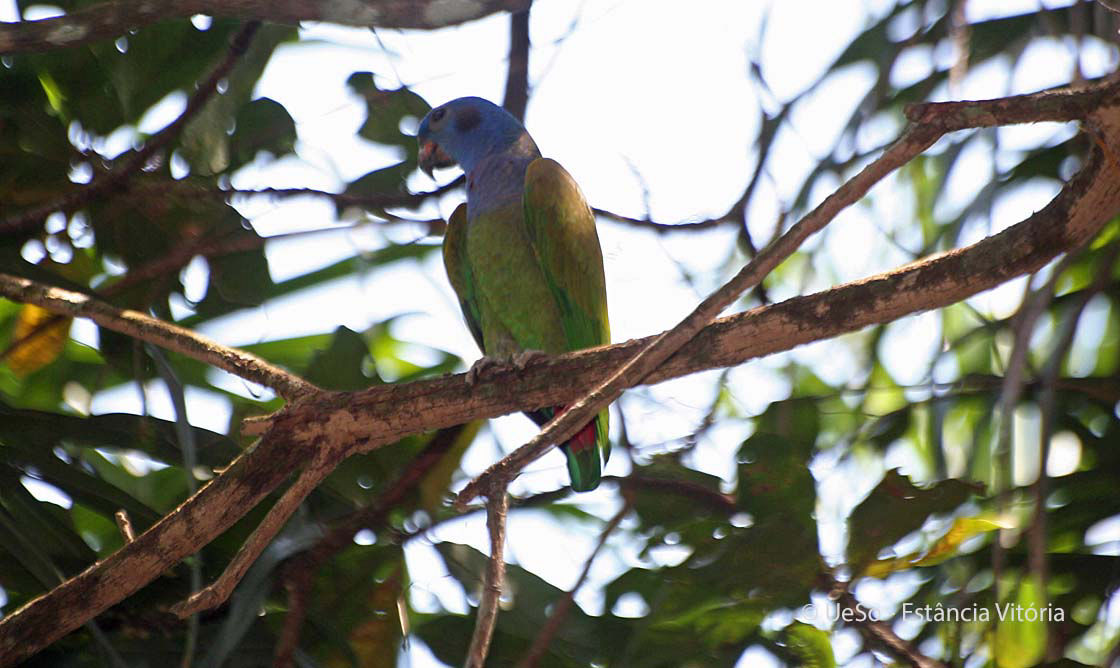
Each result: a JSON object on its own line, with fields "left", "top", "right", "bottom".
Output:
{"left": 555, "top": 405, "right": 597, "bottom": 452}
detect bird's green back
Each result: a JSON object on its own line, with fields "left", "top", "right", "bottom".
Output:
{"left": 522, "top": 158, "right": 610, "bottom": 352}
{"left": 439, "top": 156, "right": 611, "bottom": 490}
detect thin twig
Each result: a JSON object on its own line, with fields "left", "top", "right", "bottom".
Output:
{"left": 516, "top": 503, "right": 629, "bottom": 668}
{"left": 593, "top": 207, "right": 737, "bottom": 233}
{"left": 113, "top": 511, "right": 136, "bottom": 544}
{"left": 0, "top": 273, "right": 317, "bottom": 400}
{"left": 991, "top": 246, "right": 1084, "bottom": 587}
{"left": 831, "top": 581, "right": 947, "bottom": 668}
{"left": 1031, "top": 242, "right": 1120, "bottom": 660}
{"left": 996, "top": 253, "right": 1076, "bottom": 489}
{"left": 146, "top": 343, "right": 203, "bottom": 668}
{"left": 136, "top": 177, "right": 464, "bottom": 216}
{"left": 465, "top": 484, "right": 510, "bottom": 668}
{"left": 169, "top": 447, "right": 340, "bottom": 618}
{"left": 273, "top": 425, "right": 470, "bottom": 667}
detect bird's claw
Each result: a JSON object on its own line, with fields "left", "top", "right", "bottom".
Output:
{"left": 511, "top": 349, "right": 548, "bottom": 370}
{"left": 466, "top": 356, "right": 500, "bottom": 385}
{"left": 464, "top": 351, "right": 549, "bottom": 385}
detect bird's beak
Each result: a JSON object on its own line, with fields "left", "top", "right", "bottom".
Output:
{"left": 418, "top": 140, "right": 456, "bottom": 179}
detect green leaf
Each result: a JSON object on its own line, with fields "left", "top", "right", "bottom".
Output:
{"left": 347, "top": 75, "right": 430, "bottom": 156}
{"left": 994, "top": 575, "right": 1048, "bottom": 668}
{"left": 628, "top": 454, "right": 732, "bottom": 543}
{"left": 202, "top": 225, "right": 274, "bottom": 309}
{"left": 737, "top": 432, "right": 815, "bottom": 531}
{"left": 430, "top": 542, "right": 605, "bottom": 664}
{"left": 781, "top": 621, "right": 836, "bottom": 668}
{"left": 418, "top": 422, "right": 482, "bottom": 514}
{"left": 178, "top": 24, "right": 297, "bottom": 175}
{"left": 0, "top": 470, "right": 93, "bottom": 565}
{"left": 229, "top": 97, "right": 297, "bottom": 165}
{"left": 848, "top": 470, "right": 978, "bottom": 573}
{"left": 305, "top": 326, "right": 380, "bottom": 391}
{"left": 0, "top": 401, "right": 239, "bottom": 468}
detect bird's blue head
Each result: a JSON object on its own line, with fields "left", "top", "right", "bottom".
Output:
{"left": 416, "top": 96, "right": 538, "bottom": 177}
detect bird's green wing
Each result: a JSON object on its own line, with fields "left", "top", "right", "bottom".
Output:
{"left": 522, "top": 158, "right": 611, "bottom": 491}
{"left": 441, "top": 203, "right": 484, "bottom": 350}
{"left": 522, "top": 158, "right": 610, "bottom": 350}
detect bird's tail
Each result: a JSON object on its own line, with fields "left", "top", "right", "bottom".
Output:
{"left": 557, "top": 406, "right": 610, "bottom": 492}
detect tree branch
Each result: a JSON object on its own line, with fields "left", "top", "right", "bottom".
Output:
{"left": 454, "top": 77, "right": 1120, "bottom": 506}
{"left": 502, "top": 7, "right": 531, "bottom": 122}
{"left": 272, "top": 425, "right": 470, "bottom": 667}
{"left": 593, "top": 207, "right": 738, "bottom": 233}
{"left": 137, "top": 177, "right": 464, "bottom": 218}
{"left": 455, "top": 120, "right": 943, "bottom": 505}
{"left": 832, "top": 582, "right": 946, "bottom": 668}
{"left": 240, "top": 102, "right": 1118, "bottom": 451}
{"left": 464, "top": 484, "right": 510, "bottom": 668}
{"left": 0, "top": 273, "right": 318, "bottom": 400}
{"left": 0, "top": 0, "right": 531, "bottom": 54}
{"left": 168, "top": 445, "right": 342, "bottom": 618}
{"left": 3, "top": 83, "right": 1120, "bottom": 666}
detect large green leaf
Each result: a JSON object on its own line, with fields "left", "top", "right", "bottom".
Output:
{"left": 847, "top": 469, "right": 978, "bottom": 573}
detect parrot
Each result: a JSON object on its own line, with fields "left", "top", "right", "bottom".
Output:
{"left": 416, "top": 96, "right": 610, "bottom": 492}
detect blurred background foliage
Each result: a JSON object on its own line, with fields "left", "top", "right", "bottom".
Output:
{"left": 1, "top": 0, "right": 1119, "bottom": 666}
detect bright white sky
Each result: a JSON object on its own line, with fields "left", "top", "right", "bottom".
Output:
{"left": 8, "top": 0, "right": 1120, "bottom": 665}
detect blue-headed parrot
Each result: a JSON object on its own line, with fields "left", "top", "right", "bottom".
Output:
{"left": 417, "top": 97, "right": 610, "bottom": 492}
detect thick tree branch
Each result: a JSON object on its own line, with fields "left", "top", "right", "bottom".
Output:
{"left": 0, "top": 0, "right": 530, "bottom": 54}
{"left": 2, "top": 84, "right": 1120, "bottom": 666}
{"left": 241, "top": 110, "right": 1119, "bottom": 451}
{"left": 0, "top": 273, "right": 318, "bottom": 400}
{"left": 904, "top": 80, "right": 1120, "bottom": 128}
{"left": 456, "top": 121, "right": 944, "bottom": 505}
{"left": 454, "top": 78, "right": 1120, "bottom": 506}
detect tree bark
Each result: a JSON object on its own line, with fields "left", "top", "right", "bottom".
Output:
{"left": 0, "top": 0, "right": 531, "bottom": 54}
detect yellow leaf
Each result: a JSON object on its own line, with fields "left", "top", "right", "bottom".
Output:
{"left": 862, "top": 514, "right": 1012, "bottom": 578}
{"left": 5, "top": 305, "right": 72, "bottom": 376}
{"left": 910, "top": 515, "right": 1013, "bottom": 568}
{"left": 863, "top": 555, "right": 915, "bottom": 579}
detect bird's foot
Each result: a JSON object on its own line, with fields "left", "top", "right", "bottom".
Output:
{"left": 464, "top": 350, "right": 549, "bottom": 385}
{"left": 511, "top": 349, "right": 548, "bottom": 370}
{"left": 465, "top": 356, "right": 510, "bottom": 383}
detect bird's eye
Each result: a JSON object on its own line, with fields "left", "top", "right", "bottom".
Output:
{"left": 431, "top": 108, "right": 446, "bottom": 124}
